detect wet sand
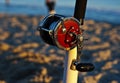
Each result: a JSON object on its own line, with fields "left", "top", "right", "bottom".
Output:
{"left": 0, "top": 14, "right": 120, "bottom": 83}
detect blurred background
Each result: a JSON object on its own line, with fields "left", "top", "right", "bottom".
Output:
{"left": 0, "top": 0, "right": 120, "bottom": 24}
{"left": 0, "top": 0, "right": 120, "bottom": 83}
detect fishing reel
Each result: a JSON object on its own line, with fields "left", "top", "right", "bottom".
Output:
{"left": 37, "top": 14, "right": 94, "bottom": 72}
{"left": 37, "top": 14, "right": 84, "bottom": 50}
{"left": 37, "top": 0, "right": 95, "bottom": 72}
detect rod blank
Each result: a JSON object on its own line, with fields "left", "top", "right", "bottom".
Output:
{"left": 74, "top": 0, "right": 87, "bottom": 25}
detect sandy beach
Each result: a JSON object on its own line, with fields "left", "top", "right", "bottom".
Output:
{"left": 0, "top": 14, "right": 120, "bottom": 83}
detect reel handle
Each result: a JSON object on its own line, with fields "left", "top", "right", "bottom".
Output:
{"left": 75, "top": 63, "right": 95, "bottom": 72}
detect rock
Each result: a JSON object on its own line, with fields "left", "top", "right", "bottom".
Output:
{"left": 35, "top": 31, "right": 40, "bottom": 36}
{"left": 111, "top": 80, "right": 118, "bottom": 83}
{"left": 42, "top": 56, "right": 50, "bottom": 63}
{"left": 32, "top": 17, "right": 38, "bottom": 26}
{"left": 90, "top": 36, "right": 101, "bottom": 43}
{"left": 98, "top": 50, "right": 111, "bottom": 60}
{"left": 22, "top": 43, "right": 39, "bottom": 48}
{"left": 11, "top": 17, "right": 20, "bottom": 27}
{"left": 102, "top": 23, "right": 111, "bottom": 29}
{"left": 95, "top": 28, "right": 102, "bottom": 35}
{"left": 102, "top": 61, "right": 113, "bottom": 70}
{"left": 0, "top": 14, "right": 5, "bottom": 18}
{"left": 0, "top": 32, "right": 10, "bottom": 40}
{"left": 113, "top": 60, "right": 119, "bottom": 65}
{"left": 12, "top": 46, "right": 23, "bottom": 53}
{"left": 38, "top": 75, "right": 44, "bottom": 82}
{"left": 84, "top": 76, "right": 97, "bottom": 83}
{"left": 30, "top": 43, "right": 40, "bottom": 48}
{"left": 0, "top": 81, "right": 6, "bottom": 83}
{"left": 20, "top": 24, "right": 28, "bottom": 31}
{"left": 18, "top": 50, "right": 37, "bottom": 58}
{"left": 49, "top": 49, "right": 55, "bottom": 54}
{"left": 94, "top": 49, "right": 111, "bottom": 62}
{"left": 44, "top": 76, "right": 52, "bottom": 83}
{"left": 94, "top": 73, "right": 104, "bottom": 81}
{"left": 11, "top": 17, "right": 19, "bottom": 23}
{"left": 110, "top": 34, "right": 120, "bottom": 45}
{"left": 14, "top": 32, "right": 24, "bottom": 38}
{"left": 102, "top": 60, "right": 119, "bottom": 70}
{"left": 40, "top": 67, "right": 48, "bottom": 76}
{"left": 18, "top": 51, "right": 28, "bottom": 58}
{"left": 110, "top": 69, "right": 119, "bottom": 74}
{"left": 0, "top": 43, "right": 11, "bottom": 51}
{"left": 12, "top": 43, "right": 39, "bottom": 53}
{"left": 85, "top": 20, "right": 95, "bottom": 25}
{"left": 27, "top": 50, "right": 35, "bottom": 57}
{"left": 86, "top": 42, "right": 110, "bottom": 50}
{"left": 15, "top": 39, "right": 22, "bottom": 44}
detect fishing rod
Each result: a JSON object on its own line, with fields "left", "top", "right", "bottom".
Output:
{"left": 37, "top": 0, "right": 95, "bottom": 83}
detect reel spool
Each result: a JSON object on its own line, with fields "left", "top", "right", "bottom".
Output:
{"left": 38, "top": 14, "right": 83, "bottom": 50}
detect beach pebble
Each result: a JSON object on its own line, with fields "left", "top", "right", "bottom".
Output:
{"left": 12, "top": 43, "right": 39, "bottom": 53}
{"left": 49, "top": 49, "right": 55, "bottom": 54}
{"left": 42, "top": 56, "right": 50, "bottom": 63}
{"left": 12, "top": 46, "right": 23, "bottom": 53}
{"left": 0, "top": 14, "right": 5, "bottom": 18}
{"left": 111, "top": 81, "right": 118, "bottom": 83}
{"left": 110, "top": 69, "right": 119, "bottom": 74}
{"left": 94, "top": 49, "right": 111, "bottom": 62}
{"left": 102, "top": 23, "right": 111, "bottom": 29}
{"left": 98, "top": 50, "right": 111, "bottom": 60}
{"left": 0, "top": 81, "right": 6, "bottom": 83}
{"left": 44, "top": 75, "right": 52, "bottom": 83}
{"left": 27, "top": 51, "right": 35, "bottom": 57}
{"left": 94, "top": 73, "right": 104, "bottom": 81}
{"left": 40, "top": 67, "right": 48, "bottom": 76}
{"left": 95, "top": 28, "right": 102, "bottom": 35}
{"left": 85, "top": 20, "right": 95, "bottom": 25}
{"left": 22, "top": 43, "right": 39, "bottom": 48}
{"left": 84, "top": 76, "right": 97, "bottom": 83}
{"left": 11, "top": 17, "right": 20, "bottom": 27}
{"left": 35, "top": 31, "right": 40, "bottom": 36}
{"left": 102, "top": 60, "right": 119, "bottom": 70}
{"left": 0, "top": 32, "right": 10, "bottom": 40}
{"left": 102, "top": 61, "right": 113, "bottom": 70}
{"left": 14, "top": 32, "right": 24, "bottom": 38}
{"left": 90, "top": 36, "right": 101, "bottom": 42}
{"left": 20, "top": 24, "right": 28, "bottom": 31}
{"left": 32, "top": 17, "right": 38, "bottom": 26}
{"left": 0, "top": 43, "right": 11, "bottom": 51}
{"left": 86, "top": 42, "right": 110, "bottom": 50}
{"left": 18, "top": 51, "right": 28, "bottom": 58}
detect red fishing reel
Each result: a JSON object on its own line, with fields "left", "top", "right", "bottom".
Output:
{"left": 38, "top": 14, "right": 83, "bottom": 50}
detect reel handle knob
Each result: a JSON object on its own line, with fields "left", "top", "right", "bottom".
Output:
{"left": 76, "top": 63, "right": 95, "bottom": 72}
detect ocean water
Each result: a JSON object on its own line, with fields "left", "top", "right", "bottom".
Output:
{"left": 0, "top": 3, "right": 120, "bottom": 25}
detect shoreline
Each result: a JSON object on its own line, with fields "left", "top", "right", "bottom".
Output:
{"left": 0, "top": 13, "right": 120, "bottom": 26}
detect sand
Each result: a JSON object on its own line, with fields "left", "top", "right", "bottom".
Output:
{"left": 0, "top": 14, "right": 120, "bottom": 83}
